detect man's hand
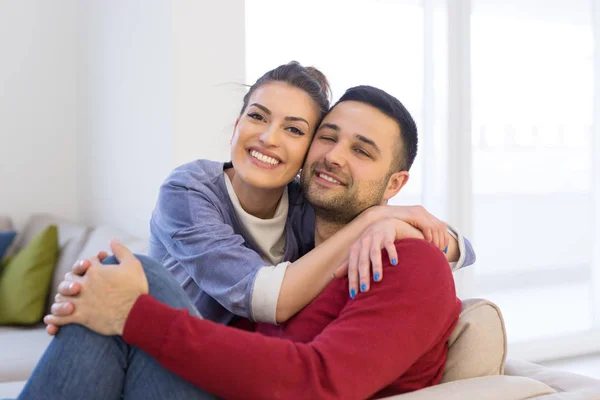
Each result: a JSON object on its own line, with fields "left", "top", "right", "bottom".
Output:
{"left": 45, "top": 250, "right": 110, "bottom": 336}
{"left": 43, "top": 239, "right": 148, "bottom": 336}
{"left": 336, "top": 219, "right": 425, "bottom": 298}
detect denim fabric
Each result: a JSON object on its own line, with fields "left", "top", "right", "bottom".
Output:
{"left": 13, "top": 255, "right": 217, "bottom": 400}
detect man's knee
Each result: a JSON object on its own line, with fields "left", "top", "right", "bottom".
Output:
{"left": 101, "top": 254, "right": 168, "bottom": 279}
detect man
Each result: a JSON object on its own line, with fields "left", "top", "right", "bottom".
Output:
{"left": 23, "top": 86, "right": 463, "bottom": 400}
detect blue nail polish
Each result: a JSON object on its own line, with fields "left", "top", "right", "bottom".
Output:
{"left": 392, "top": 258, "right": 397, "bottom": 266}
{"left": 374, "top": 272, "right": 380, "bottom": 281}
{"left": 444, "top": 245, "right": 449, "bottom": 254}
{"left": 361, "top": 283, "right": 367, "bottom": 292}
{"left": 350, "top": 288, "right": 356, "bottom": 299}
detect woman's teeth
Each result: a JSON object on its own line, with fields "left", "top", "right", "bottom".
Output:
{"left": 250, "top": 150, "right": 280, "bottom": 165}
{"left": 319, "top": 173, "right": 341, "bottom": 185}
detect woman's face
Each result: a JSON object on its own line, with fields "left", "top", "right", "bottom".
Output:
{"left": 230, "top": 81, "right": 320, "bottom": 189}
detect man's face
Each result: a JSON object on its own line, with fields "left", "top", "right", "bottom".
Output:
{"left": 300, "top": 101, "right": 406, "bottom": 223}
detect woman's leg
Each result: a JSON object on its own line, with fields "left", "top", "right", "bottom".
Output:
{"left": 17, "top": 255, "right": 216, "bottom": 400}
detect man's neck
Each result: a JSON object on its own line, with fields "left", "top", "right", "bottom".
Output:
{"left": 313, "top": 215, "right": 346, "bottom": 247}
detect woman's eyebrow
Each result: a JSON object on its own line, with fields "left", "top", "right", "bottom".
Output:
{"left": 249, "top": 103, "right": 309, "bottom": 127}
{"left": 285, "top": 116, "right": 309, "bottom": 127}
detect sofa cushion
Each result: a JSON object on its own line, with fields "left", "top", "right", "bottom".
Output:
{"left": 75, "top": 225, "right": 148, "bottom": 262}
{"left": 384, "top": 375, "right": 555, "bottom": 400}
{"left": 0, "top": 325, "right": 52, "bottom": 383}
{"left": 441, "top": 298, "right": 507, "bottom": 383}
{"left": 0, "top": 226, "right": 59, "bottom": 325}
{"left": 4, "top": 214, "right": 91, "bottom": 312}
{"left": 505, "top": 358, "right": 600, "bottom": 398}
{"left": 0, "top": 216, "right": 13, "bottom": 231}
{"left": 0, "top": 231, "right": 16, "bottom": 260}
{"left": 0, "top": 380, "right": 26, "bottom": 398}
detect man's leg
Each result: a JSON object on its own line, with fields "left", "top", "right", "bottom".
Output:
{"left": 17, "top": 255, "right": 216, "bottom": 400}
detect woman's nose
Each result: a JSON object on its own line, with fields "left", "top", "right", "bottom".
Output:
{"left": 259, "top": 127, "right": 279, "bottom": 147}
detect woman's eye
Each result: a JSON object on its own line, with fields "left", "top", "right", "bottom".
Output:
{"left": 247, "top": 113, "right": 264, "bottom": 121}
{"left": 287, "top": 127, "right": 305, "bottom": 136}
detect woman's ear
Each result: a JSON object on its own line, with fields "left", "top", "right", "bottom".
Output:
{"left": 382, "top": 171, "right": 410, "bottom": 202}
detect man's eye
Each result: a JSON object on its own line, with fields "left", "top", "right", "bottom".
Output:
{"left": 320, "top": 136, "right": 335, "bottom": 142}
{"left": 355, "top": 148, "right": 371, "bottom": 158}
{"left": 247, "top": 113, "right": 264, "bottom": 121}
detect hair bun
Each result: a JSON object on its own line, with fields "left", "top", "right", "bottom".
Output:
{"left": 306, "top": 66, "right": 331, "bottom": 101}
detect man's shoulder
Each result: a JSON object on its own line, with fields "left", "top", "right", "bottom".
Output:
{"left": 376, "top": 239, "right": 455, "bottom": 295}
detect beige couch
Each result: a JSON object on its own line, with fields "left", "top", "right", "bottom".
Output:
{"left": 1, "top": 214, "right": 599, "bottom": 399}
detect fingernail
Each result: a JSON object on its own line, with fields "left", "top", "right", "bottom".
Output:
{"left": 361, "top": 283, "right": 367, "bottom": 292}
{"left": 350, "top": 288, "right": 356, "bottom": 299}
{"left": 444, "top": 245, "right": 449, "bottom": 254}
{"left": 392, "top": 258, "right": 397, "bottom": 266}
{"left": 79, "top": 259, "right": 85, "bottom": 267}
{"left": 69, "top": 282, "right": 74, "bottom": 291}
{"left": 374, "top": 272, "right": 380, "bottom": 281}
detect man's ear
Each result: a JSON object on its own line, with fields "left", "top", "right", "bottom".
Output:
{"left": 382, "top": 171, "right": 410, "bottom": 202}
{"left": 230, "top": 119, "right": 240, "bottom": 145}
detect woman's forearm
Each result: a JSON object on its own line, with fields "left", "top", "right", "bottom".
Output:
{"left": 275, "top": 209, "right": 379, "bottom": 322}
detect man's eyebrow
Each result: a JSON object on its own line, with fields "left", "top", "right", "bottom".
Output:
{"left": 356, "top": 134, "right": 381, "bottom": 155}
{"left": 249, "top": 103, "right": 310, "bottom": 127}
{"left": 319, "top": 122, "right": 340, "bottom": 132}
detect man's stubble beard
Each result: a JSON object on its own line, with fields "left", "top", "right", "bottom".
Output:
{"left": 300, "top": 168, "right": 390, "bottom": 225}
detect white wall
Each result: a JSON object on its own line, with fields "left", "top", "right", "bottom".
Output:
{"left": 2, "top": 1, "right": 246, "bottom": 238}
{"left": 0, "top": 0, "right": 78, "bottom": 230}
{"left": 77, "top": 0, "right": 246, "bottom": 238}
{"left": 172, "top": 0, "right": 246, "bottom": 166}
{"left": 77, "top": 0, "right": 175, "bottom": 239}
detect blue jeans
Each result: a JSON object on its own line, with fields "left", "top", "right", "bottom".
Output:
{"left": 15, "top": 255, "right": 218, "bottom": 400}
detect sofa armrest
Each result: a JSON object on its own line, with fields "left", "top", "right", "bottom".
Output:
{"left": 505, "top": 358, "right": 600, "bottom": 396}
{"left": 381, "top": 375, "right": 555, "bottom": 400}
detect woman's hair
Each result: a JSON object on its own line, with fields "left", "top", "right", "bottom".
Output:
{"left": 240, "top": 61, "right": 331, "bottom": 122}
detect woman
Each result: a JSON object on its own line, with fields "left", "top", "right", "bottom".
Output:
{"left": 25, "top": 61, "right": 474, "bottom": 398}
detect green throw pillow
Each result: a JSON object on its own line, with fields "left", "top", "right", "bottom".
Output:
{"left": 0, "top": 225, "right": 59, "bottom": 325}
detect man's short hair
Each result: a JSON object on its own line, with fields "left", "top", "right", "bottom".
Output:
{"left": 333, "top": 85, "right": 418, "bottom": 172}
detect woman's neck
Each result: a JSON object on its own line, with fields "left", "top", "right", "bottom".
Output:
{"left": 225, "top": 168, "right": 285, "bottom": 219}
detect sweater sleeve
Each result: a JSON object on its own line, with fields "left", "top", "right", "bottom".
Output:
{"left": 123, "top": 239, "right": 461, "bottom": 400}
{"left": 446, "top": 224, "right": 477, "bottom": 272}
{"left": 152, "top": 171, "right": 290, "bottom": 323}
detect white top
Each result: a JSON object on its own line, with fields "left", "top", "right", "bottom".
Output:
{"left": 224, "top": 172, "right": 290, "bottom": 324}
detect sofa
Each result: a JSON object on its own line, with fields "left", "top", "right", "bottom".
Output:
{"left": 0, "top": 214, "right": 599, "bottom": 399}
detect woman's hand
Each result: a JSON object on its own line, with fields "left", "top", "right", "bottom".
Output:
{"left": 366, "top": 205, "right": 449, "bottom": 252}
{"left": 44, "top": 239, "right": 148, "bottom": 336}
{"left": 336, "top": 219, "right": 425, "bottom": 298}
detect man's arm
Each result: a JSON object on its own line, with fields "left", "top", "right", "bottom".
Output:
{"left": 123, "top": 239, "right": 461, "bottom": 400}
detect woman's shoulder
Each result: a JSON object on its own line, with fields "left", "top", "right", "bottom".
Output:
{"left": 159, "top": 159, "right": 229, "bottom": 202}
{"left": 169, "top": 159, "right": 224, "bottom": 181}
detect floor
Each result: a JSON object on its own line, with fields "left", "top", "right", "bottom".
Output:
{"left": 539, "top": 353, "right": 600, "bottom": 380}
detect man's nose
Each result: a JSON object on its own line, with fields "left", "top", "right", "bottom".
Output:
{"left": 323, "top": 142, "right": 347, "bottom": 168}
{"left": 258, "top": 126, "right": 280, "bottom": 147}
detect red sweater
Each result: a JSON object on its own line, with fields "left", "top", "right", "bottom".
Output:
{"left": 123, "top": 239, "right": 461, "bottom": 400}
